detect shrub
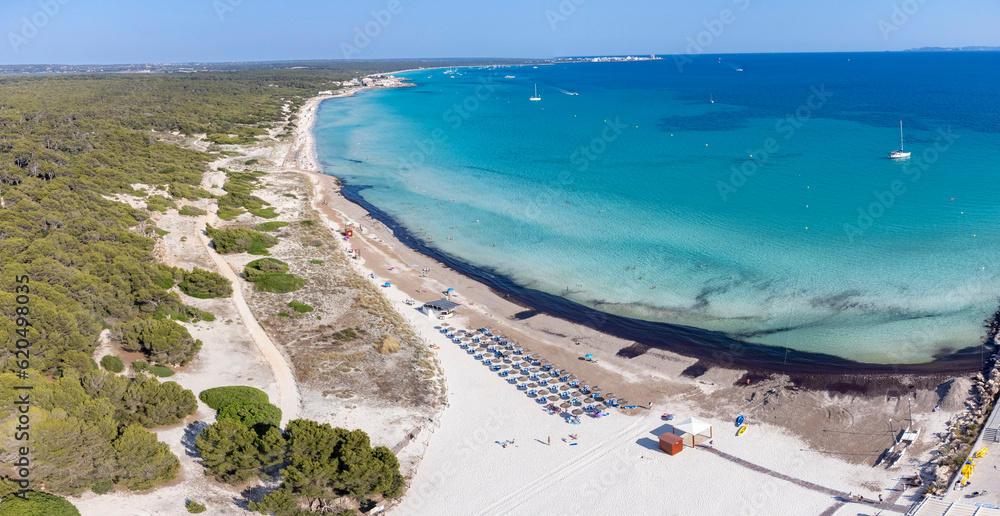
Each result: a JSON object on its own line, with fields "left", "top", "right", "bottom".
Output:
{"left": 252, "top": 207, "right": 279, "bottom": 219}
{"left": 255, "top": 221, "right": 289, "bottom": 232}
{"left": 146, "top": 195, "right": 176, "bottom": 212}
{"left": 186, "top": 500, "right": 207, "bottom": 513}
{"left": 278, "top": 312, "right": 291, "bottom": 317}
{"left": 243, "top": 258, "right": 289, "bottom": 280}
{"left": 288, "top": 301, "right": 313, "bottom": 313}
{"left": 148, "top": 365, "right": 175, "bottom": 377}
{"left": 253, "top": 274, "right": 305, "bottom": 293}
{"left": 376, "top": 335, "right": 400, "bottom": 355}
{"left": 0, "top": 491, "right": 81, "bottom": 516}
{"left": 333, "top": 328, "right": 357, "bottom": 342}
{"left": 91, "top": 479, "right": 113, "bottom": 494}
{"left": 200, "top": 311, "right": 216, "bottom": 322}
{"left": 132, "top": 360, "right": 149, "bottom": 372}
{"left": 217, "top": 401, "right": 282, "bottom": 430}
{"left": 310, "top": 259, "right": 324, "bottom": 265}
{"left": 100, "top": 355, "right": 125, "bottom": 373}
{"left": 205, "top": 225, "right": 277, "bottom": 254}
{"left": 170, "top": 183, "right": 213, "bottom": 200}
{"left": 243, "top": 258, "right": 304, "bottom": 293}
{"left": 178, "top": 205, "right": 207, "bottom": 217}
{"left": 283, "top": 193, "right": 297, "bottom": 198}
{"left": 300, "top": 220, "right": 315, "bottom": 226}
{"left": 199, "top": 386, "right": 270, "bottom": 410}
{"left": 179, "top": 268, "right": 233, "bottom": 299}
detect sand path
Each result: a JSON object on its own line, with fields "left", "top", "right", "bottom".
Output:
{"left": 200, "top": 215, "right": 300, "bottom": 425}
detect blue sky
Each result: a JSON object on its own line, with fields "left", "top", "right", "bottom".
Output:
{"left": 0, "top": 0, "right": 997, "bottom": 64}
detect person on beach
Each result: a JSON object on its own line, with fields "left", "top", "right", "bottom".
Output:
{"left": 548, "top": 436, "right": 551, "bottom": 446}
{"left": 648, "top": 402, "right": 652, "bottom": 409}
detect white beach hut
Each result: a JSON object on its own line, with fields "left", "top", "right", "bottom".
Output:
{"left": 671, "top": 417, "right": 713, "bottom": 448}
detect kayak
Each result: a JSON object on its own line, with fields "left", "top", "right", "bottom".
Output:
{"left": 736, "top": 415, "right": 745, "bottom": 427}
{"left": 737, "top": 424, "right": 749, "bottom": 436}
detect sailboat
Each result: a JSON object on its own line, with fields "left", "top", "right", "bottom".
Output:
{"left": 889, "top": 121, "right": 911, "bottom": 159}
{"left": 530, "top": 84, "right": 541, "bottom": 101}
{"left": 710, "top": 93, "right": 714, "bottom": 104}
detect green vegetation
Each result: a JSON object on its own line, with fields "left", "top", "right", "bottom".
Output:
{"left": 199, "top": 386, "right": 270, "bottom": 410}
{"left": 283, "top": 193, "right": 297, "bottom": 198}
{"left": 300, "top": 219, "right": 315, "bottom": 227}
{"left": 255, "top": 221, "right": 289, "bottom": 232}
{"left": 309, "top": 259, "right": 324, "bottom": 265}
{"left": 147, "top": 365, "right": 175, "bottom": 377}
{"left": 178, "top": 205, "right": 207, "bottom": 217}
{"left": 206, "top": 225, "right": 278, "bottom": 255}
{"left": 100, "top": 355, "right": 124, "bottom": 373}
{"left": 0, "top": 62, "right": 434, "bottom": 504}
{"left": 247, "top": 420, "right": 403, "bottom": 514}
{"left": 0, "top": 491, "right": 80, "bottom": 516}
{"left": 243, "top": 258, "right": 305, "bottom": 293}
{"left": 0, "top": 370, "right": 193, "bottom": 495}
{"left": 216, "top": 169, "right": 269, "bottom": 219}
{"left": 169, "top": 182, "right": 213, "bottom": 200}
{"left": 146, "top": 195, "right": 177, "bottom": 212}
{"left": 196, "top": 418, "right": 286, "bottom": 484}
{"left": 288, "top": 301, "right": 314, "bottom": 313}
{"left": 178, "top": 267, "right": 233, "bottom": 299}
{"left": 114, "top": 318, "right": 202, "bottom": 365}
{"left": 132, "top": 360, "right": 149, "bottom": 372}
{"left": 218, "top": 401, "right": 282, "bottom": 430}
{"left": 91, "top": 479, "right": 113, "bottom": 494}
{"left": 278, "top": 312, "right": 291, "bottom": 318}
{"left": 186, "top": 500, "right": 207, "bottom": 513}
{"left": 251, "top": 207, "right": 279, "bottom": 219}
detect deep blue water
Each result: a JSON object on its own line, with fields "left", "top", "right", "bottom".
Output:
{"left": 314, "top": 52, "right": 1000, "bottom": 366}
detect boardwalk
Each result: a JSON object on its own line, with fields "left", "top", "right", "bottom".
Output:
{"left": 698, "top": 445, "right": 912, "bottom": 514}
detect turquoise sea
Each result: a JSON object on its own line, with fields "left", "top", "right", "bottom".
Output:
{"left": 314, "top": 52, "right": 1000, "bottom": 366}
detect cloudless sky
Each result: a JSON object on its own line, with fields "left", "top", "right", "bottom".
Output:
{"left": 0, "top": 0, "right": 997, "bottom": 64}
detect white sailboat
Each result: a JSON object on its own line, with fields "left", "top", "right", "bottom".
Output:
{"left": 710, "top": 93, "right": 714, "bottom": 104}
{"left": 889, "top": 121, "right": 911, "bottom": 159}
{"left": 530, "top": 84, "right": 541, "bottom": 101}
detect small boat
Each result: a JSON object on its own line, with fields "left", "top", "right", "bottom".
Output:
{"left": 736, "top": 415, "right": 745, "bottom": 427}
{"left": 505, "top": 75, "right": 516, "bottom": 79}
{"left": 530, "top": 84, "right": 541, "bottom": 102}
{"left": 710, "top": 93, "right": 715, "bottom": 104}
{"left": 889, "top": 120, "right": 911, "bottom": 159}
{"left": 737, "top": 424, "right": 749, "bottom": 436}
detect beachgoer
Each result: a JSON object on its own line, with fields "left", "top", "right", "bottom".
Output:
{"left": 648, "top": 402, "right": 652, "bottom": 409}
{"left": 878, "top": 494, "right": 883, "bottom": 503}
{"left": 548, "top": 436, "right": 551, "bottom": 446}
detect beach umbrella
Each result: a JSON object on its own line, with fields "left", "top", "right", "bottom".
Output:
{"left": 560, "top": 385, "right": 571, "bottom": 391}
{"left": 585, "top": 354, "right": 594, "bottom": 360}
{"left": 528, "top": 383, "right": 538, "bottom": 388}
{"left": 560, "top": 402, "right": 572, "bottom": 408}
{"left": 571, "top": 409, "right": 584, "bottom": 415}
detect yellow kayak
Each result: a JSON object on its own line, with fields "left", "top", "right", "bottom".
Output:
{"left": 737, "top": 424, "right": 749, "bottom": 436}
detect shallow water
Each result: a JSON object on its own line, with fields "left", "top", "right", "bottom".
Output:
{"left": 314, "top": 52, "right": 1000, "bottom": 364}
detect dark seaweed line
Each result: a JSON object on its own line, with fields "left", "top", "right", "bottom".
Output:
{"left": 338, "top": 181, "right": 992, "bottom": 376}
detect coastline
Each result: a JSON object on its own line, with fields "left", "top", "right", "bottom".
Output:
{"left": 294, "top": 74, "right": 993, "bottom": 377}
{"left": 284, "top": 84, "right": 979, "bottom": 514}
